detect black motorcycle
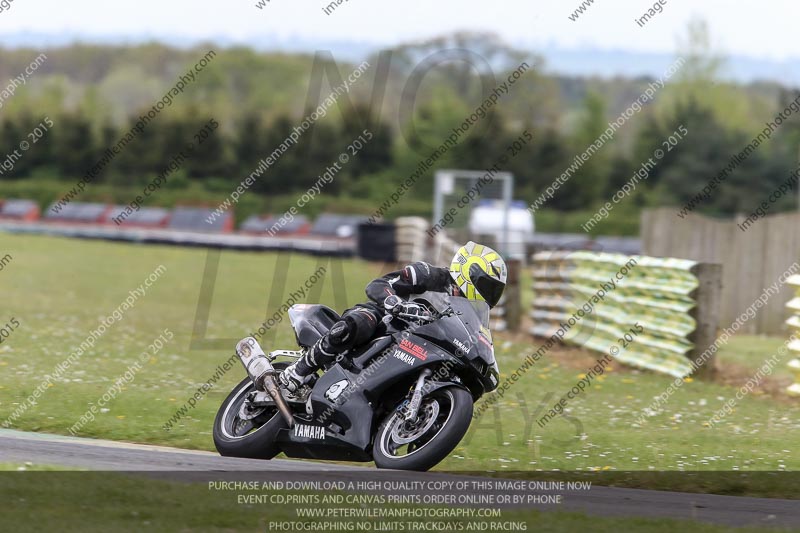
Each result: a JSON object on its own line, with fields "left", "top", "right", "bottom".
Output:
{"left": 212, "top": 291, "right": 499, "bottom": 471}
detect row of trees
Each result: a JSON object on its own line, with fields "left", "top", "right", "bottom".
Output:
{"left": 2, "top": 88, "right": 799, "bottom": 218}
{"left": 0, "top": 104, "right": 395, "bottom": 196}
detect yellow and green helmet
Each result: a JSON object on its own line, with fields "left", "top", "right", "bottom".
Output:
{"left": 449, "top": 241, "right": 507, "bottom": 308}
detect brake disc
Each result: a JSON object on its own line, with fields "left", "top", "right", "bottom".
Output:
{"left": 390, "top": 400, "right": 440, "bottom": 445}
{"left": 238, "top": 400, "right": 267, "bottom": 421}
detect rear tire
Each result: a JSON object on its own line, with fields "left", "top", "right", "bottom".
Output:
{"left": 372, "top": 386, "right": 473, "bottom": 471}
{"left": 213, "top": 363, "right": 291, "bottom": 459}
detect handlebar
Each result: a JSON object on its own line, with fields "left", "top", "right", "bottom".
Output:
{"left": 382, "top": 295, "right": 438, "bottom": 324}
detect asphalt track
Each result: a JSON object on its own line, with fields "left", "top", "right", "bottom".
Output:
{"left": 1, "top": 429, "right": 799, "bottom": 529}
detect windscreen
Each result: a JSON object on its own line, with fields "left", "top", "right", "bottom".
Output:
{"left": 469, "top": 300, "right": 491, "bottom": 329}
{"left": 411, "top": 291, "right": 490, "bottom": 329}
{"left": 409, "top": 291, "right": 452, "bottom": 314}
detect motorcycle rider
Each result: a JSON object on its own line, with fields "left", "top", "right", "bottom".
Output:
{"left": 279, "top": 241, "right": 507, "bottom": 392}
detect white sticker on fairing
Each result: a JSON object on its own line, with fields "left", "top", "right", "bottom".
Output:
{"left": 325, "top": 380, "right": 349, "bottom": 402}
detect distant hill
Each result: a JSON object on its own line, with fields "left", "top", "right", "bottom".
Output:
{"left": 536, "top": 44, "right": 800, "bottom": 88}
{"left": 2, "top": 31, "right": 799, "bottom": 86}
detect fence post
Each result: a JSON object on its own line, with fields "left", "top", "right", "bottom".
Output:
{"left": 505, "top": 259, "right": 521, "bottom": 332}
{"left": 688, "top": 263, "right": 723, "bottom": 379}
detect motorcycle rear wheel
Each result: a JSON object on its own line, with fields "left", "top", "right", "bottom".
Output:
{"left": 213, "top": 363, "right": 291, "bottom": 459}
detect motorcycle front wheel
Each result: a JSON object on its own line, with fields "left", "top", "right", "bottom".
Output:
{"left": 372, "top": 386, "right": 473, "bottom": 471}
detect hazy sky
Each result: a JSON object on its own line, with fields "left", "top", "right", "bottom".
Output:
{"left": 0, "top": 0, "right": 795, "bottom": 60}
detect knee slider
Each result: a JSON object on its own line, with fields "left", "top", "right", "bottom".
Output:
{"left": 327, "top": 319, "right": 351, "bottom": 347}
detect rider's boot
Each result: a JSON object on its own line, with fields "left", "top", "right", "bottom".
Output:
{"left": 279, "top": 310, "right": 377, "bottom": 392}
{"left": 279, "top": 337, "right": 336, "bottom": 392}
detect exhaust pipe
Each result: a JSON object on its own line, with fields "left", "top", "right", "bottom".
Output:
{"left": 235, "top": 337, "right": 294, "bottom": 428}
{"left": 235, "top": 337, "right": 273, "bottom": 388}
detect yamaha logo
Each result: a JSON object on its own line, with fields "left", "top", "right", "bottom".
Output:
{"left": 453, "top": 338, "right": 470, "bottom": 354}
{"left": 392, "top": 350, "right": 415, "bottom": 366}
{"left": 293, "top": 424, "right": 326, "bottom": 440}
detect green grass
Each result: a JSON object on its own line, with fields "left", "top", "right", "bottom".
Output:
{"left": 0, "top": 232, "right": 383, "bottom": 448}
{"left": 0, "top": 233, "right": 798, "bottom": 493}
{"left": 715, "top": 335, "right": 796, "bottom": 381}
{"left": 0, "top": 462, "right": 74, "bottom": 471}
{"left": 457, "top": 338, "right": 800, "bottom": 475}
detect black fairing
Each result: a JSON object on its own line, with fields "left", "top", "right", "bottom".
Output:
{"left": 403, "top": 294, "right": 499, "bottom": 395}
{"left": 277, "top": 293, "right": 499, "bottom": 461}
{"left": 287, "top": 304, "right": 341, "bottom": 347}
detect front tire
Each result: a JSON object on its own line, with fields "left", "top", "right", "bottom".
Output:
{"left": 373, "top": 386, "right": 473, "bottom": 471}
{"left": 213, "top": 364, "right": 291, "bottom": 459}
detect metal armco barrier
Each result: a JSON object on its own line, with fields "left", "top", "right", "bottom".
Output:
{"left": 784, "top": 274, "right": 800, "bottom": 397}
{"left": 530, "top": 251, "right": 721, "bottom": 378}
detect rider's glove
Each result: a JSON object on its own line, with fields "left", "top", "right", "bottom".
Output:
{"left": 383, "top": 295, "right": 428, "bottom": 320}
{"left": 383, "top": 295, "right": 404, "bottom": 314}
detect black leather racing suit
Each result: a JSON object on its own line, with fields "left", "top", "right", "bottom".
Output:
{"left": 291, "top": 261, "right": 457, "bottom": 377}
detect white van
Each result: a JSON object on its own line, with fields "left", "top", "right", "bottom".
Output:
{"left": 468, "top": 200, "right": 534, "bottom": 259}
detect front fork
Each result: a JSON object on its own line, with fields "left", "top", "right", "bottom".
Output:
{"left": 235, "top": 337, "right": 297, "bottom": 428}
{"left": 403, "top": 369, "right": 432, "bottom": 421}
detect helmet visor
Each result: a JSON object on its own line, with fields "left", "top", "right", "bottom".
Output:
{"left": 469, "top": 263, "right": 505, "bottom": 308}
